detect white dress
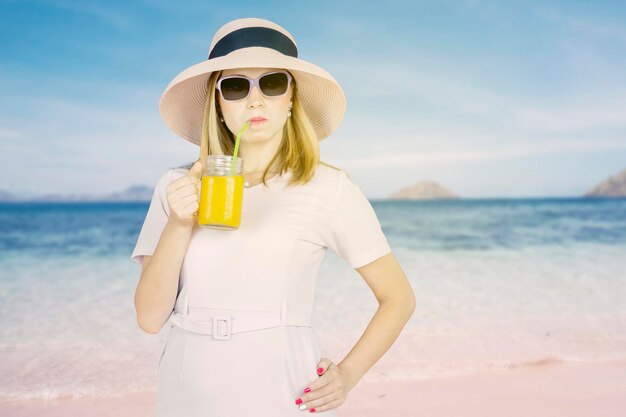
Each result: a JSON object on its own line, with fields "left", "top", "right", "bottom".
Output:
{"left": 130, "top": 162, "right": 392, "bottom": 416}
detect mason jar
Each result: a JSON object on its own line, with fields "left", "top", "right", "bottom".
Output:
{"left": 198, "top": 155, "right": 244, "bottom": 230}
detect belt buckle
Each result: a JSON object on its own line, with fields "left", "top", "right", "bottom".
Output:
{"left": 212, "top": 315, "right": 232, "bottom": 340}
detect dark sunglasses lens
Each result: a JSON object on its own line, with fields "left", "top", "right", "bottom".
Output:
{"left": 220, "top": 77, "right": 250, "bottom": 100}
{"left": 259, "top": 73, "right": 289, "bottom": 96}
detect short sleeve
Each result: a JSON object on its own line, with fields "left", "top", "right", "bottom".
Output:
{"left": 130, "top": 170, "right": 172, "bottom": 266}
{"left": 320, "top": 170, "right": 392, "bottom": 269}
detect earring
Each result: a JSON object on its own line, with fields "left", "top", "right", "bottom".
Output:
{"left": 287, "top": 109, "right": 292, "bottom": 117}
{"left": 220, "top": 117, "right": 224, "bottom": 122}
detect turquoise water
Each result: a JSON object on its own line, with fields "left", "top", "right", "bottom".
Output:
{"left": 1, "top": 198, "right": 625, "bottom": 258}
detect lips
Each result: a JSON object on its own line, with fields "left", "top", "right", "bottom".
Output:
{"left": 249, "top": 117, "right": 267, "bottom": 122}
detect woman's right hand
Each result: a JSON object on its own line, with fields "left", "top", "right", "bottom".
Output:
{"left": 166, "top": 160, "right": 203, "bottom": 227}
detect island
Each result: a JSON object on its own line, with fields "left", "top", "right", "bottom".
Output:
{"left": 388, "top": 180, "right": 459, "bottom": 200}
{"left": 584, "top": 167, "right": 626, "bottom": 198}
{"left": 0, "top": 185, "right": 153, "bottom": 202}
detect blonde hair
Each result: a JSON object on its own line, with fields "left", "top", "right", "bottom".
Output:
{"left": 178, "top": 69, "right": 341, "bottom": 187}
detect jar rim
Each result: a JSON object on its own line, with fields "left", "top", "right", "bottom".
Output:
{"left": 204, "top": 155, "right": 241, "bottom": 159}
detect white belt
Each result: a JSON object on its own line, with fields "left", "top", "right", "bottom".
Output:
{"left": 166, "top": 303, "right": 311, "bottom": 341}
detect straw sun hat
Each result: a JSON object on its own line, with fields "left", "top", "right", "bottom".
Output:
{"left": 159, "top": 17, "right": 347, "bottom": 145}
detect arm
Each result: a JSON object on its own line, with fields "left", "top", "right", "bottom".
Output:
{"left": 133, "top": 219, "right": 194, "bottom": 334}
{"left": 337, "top": 251, "right": 416, "bottom": 389}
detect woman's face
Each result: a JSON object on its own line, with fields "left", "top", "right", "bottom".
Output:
{"left": 217, "top": 67, "right": 293, "bottom": 146}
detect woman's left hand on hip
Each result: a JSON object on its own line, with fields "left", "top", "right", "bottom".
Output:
{"left": 294, "top": 357, "right": 355, "bottom": 413}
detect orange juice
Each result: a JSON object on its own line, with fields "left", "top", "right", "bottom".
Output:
{"left": 198, "top": 175, "right": 244, "bottom": 230}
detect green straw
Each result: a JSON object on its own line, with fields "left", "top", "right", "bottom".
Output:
{"left": 229, "top": 121, "right": 250, "bottom": 175}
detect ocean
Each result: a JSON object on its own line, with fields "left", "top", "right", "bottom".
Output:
{"left": 1, "top": 198, "right": 625, "bottom": 400}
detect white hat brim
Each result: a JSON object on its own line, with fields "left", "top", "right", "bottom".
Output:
{"left": 159, "top": 47, "right": 347, "bottom": 145}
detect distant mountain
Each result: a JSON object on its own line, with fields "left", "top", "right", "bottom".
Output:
{"left": 0, "top": 185, "right": 153, "bottom": 202}
{"left": 389, "top": 181, "right": 459, "bottom": 200}
{"left": 0, "top": 190, "right": 22, "bottom": 202}
{"left": 103, "top": 185, "right": 153, "bottom": 201}
{"left": 584, "top": 168, "right": 626, "bottom": 198}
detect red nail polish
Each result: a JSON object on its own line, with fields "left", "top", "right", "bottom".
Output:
{"left": 317, "top": 367, "right": 324, "bottom": 374}
{"left": 310, "top": 408, "right": 316, "bottom": 413}
{"left": 295, "top": 398, "right": 302, "bottom": 405}
{"left": 304, "top": 387, "right": 311, "bottom": 393}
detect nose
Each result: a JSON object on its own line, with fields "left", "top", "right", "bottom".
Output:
{"left": 247, "top": 84, "right": 264, "bottom": 107}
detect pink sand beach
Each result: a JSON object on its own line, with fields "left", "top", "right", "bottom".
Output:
{"left": 1, "top": 359, "right": 624, "bottom": 417}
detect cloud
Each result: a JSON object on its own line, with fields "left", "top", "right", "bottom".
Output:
{"left": 329, "top": 52, "right": 626, "bottom": 147}
{"left": 331, "top": 58, "right": 517, "bottom": 118}
{"left": 330, "top": 135, "right": 626, "bottom": 168}
{"left": 1, "top": 91, "right": 183, "bottom": 159}
{"left": 515, "top": 95, "right": 626, "bottom": 132}
{"left": 0, "top": 127, "right": 24, "bottom": 140}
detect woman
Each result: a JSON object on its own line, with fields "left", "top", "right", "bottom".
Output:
{"left": 131, "top": 18, "right": 415, "bottom": 416}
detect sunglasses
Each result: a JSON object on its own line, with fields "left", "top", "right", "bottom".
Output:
{"left": 216, "top": 70, "right": 293, "bottom": 101}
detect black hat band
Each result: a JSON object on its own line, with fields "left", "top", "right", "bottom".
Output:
{"left": 209, "top": 27, "right": 298, "bottom": 60}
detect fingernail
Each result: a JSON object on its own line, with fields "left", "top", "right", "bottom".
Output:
{"left": 299, "top": 404, "right": 308, "bottom": 411}
{"left": 317, "top": 367, "right": 324, "bottom": 374}
{"left": 295, "top": 398, "right": 302, "bottom": 405}
{"left": 304, "top": 387, "right": 311, "bottom": 393}
{"left": 310, "top": 408, "right": 316, "bottom": 413}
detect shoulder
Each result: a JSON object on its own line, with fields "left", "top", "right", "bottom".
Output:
{"left": 315, "top": 161, "right": 359, "bottom": 193}
{"left": 308, "top": 162, "right": 361, "bottom": 203}
{"left": 303, "top": 161, "right": 340, "bottom": 191}
{"left": 315, "top": 161, "right": 352, "bottom": 182}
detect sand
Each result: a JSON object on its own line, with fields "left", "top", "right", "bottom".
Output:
{"left": 1, "top": 359, "right": 624, "bottom": 416}
{"left": 344, "top": 359, "right": 626, "bottom": 417}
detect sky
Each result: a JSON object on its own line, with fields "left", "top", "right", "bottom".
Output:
{"left": 1, "top": 0, "right": 626, "bottom": 198}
